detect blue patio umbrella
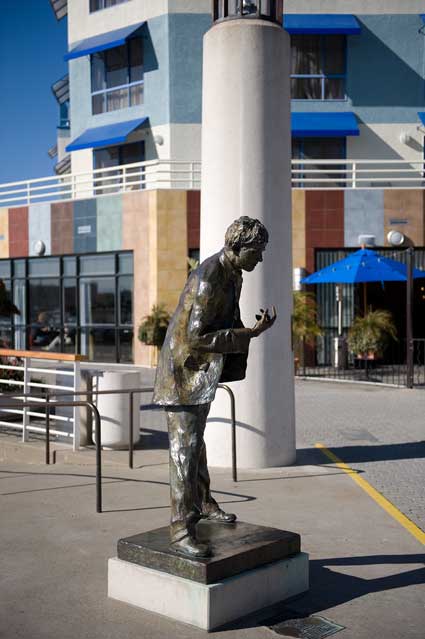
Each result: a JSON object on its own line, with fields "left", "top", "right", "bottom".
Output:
{"left": 301, "top": 248, "right": 425, "bottom": 338}
{"left": 301, "top": 248, "right": 425, "bottom": 285}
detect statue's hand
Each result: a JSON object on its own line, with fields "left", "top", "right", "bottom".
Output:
{"left": 251, "top": 306, "right": 277, "bottom": 337}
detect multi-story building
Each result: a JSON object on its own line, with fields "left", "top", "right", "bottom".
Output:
{"left": 0, "top": 0, "right": 423, "bottom": 365}
{"left": 57, "top": 0, "right": 425, "bottom": 174}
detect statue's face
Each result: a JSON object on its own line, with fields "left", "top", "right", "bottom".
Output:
{"left": 237, "top": 244, "right": 266, "bottom": 271}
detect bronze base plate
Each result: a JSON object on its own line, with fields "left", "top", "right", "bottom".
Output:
{"left": 117, "top": 520, "right": 301, "bottom": 584}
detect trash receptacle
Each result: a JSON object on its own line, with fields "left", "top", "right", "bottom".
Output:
{"left": 93, "top": 371, "right": 140, "bottom": 449}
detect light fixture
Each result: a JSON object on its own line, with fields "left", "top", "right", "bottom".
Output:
{"left": 399, "top": 131, "right": 412, "bottom": 145}
{"left": 387, "top": 230, "right": 405, "bottom": 246}
{"left": 153, "top": 135, "right": 164, "bottom": 146}
{"left": 33, "top": 240, "right": 46, "bottom": 256}
{"left": 358, "top": 234, "right": 375, "bottom": 247}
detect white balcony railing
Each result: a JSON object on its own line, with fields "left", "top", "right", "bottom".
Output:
{"left": 0, "top": 158, "right": 424, "bottom": 207}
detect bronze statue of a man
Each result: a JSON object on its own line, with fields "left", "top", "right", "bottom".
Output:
{"left": 153, "top": 216, "right": 276, "bottom": 558}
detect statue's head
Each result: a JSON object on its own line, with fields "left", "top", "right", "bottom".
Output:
{"left": 224, "top": 216, "right": 269, "bottom": 272}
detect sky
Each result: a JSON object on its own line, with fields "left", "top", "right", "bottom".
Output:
{"left": 0, "top": 1, "right": 68, "bottom": 184}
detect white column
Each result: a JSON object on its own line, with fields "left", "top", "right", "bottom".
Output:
{"left": 201, "top": 18, "right": 295, "bottom": 468}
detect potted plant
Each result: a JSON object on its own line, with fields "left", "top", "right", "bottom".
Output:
{"left": 292, "top": 291, "right": 322, "bottom": 374}
{"left": 138, "top": 304, "right": 171, "bottom": 348}
{"left": 347, "top": 309, "right": 397, "bottom": 360}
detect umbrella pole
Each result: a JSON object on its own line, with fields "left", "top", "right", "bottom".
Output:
{"left": 363, "top": 282, "right": 367, "bottom": 315}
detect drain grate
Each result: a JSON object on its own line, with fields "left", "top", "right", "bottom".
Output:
{"left": 269, "top": 615, "right": 345, "bottom": 638}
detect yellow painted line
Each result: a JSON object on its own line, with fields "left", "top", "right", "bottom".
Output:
{"left": 315, "top": 442, "right": 425, "bottom": 546}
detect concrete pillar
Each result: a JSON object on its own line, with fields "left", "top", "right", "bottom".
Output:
{"left": 201, "top": 18, "right": 295, "bottom": 468}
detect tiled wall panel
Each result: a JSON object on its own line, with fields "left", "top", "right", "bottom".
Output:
{"left": 123, "top": 190, "right": 151, "bottom": 365}
{"left": 384, "top": 190, "right": 425, "bottom": 247}
{"left": 51, "top": 202, "right": 74, "bottom": 255}
{"left": 344, "top": 190, "right": 384, "bottom": 247}
{"left": 292, "top": 190, "right": 306, "bottom": 269}
{"left": 97, "top": 195, "right": 122, "bottom": 252}
{"left": 9, "top": 207, "right": 28, "bottom": 257}
{"left": 73, "top": 199, "right": 97, "bottom": 253}
{"left": 0, "top": 208, "right": 9, "bottom": 258}
{"left": 187, "top": 190, "right": 200, "bottom": 249}
{"left": 29, "top": 203, "right": 51, "bottom": 255}
{"left": 305, "top": 191, "right": 344, "bottom": 272}
{"left": 156, "top": 190, "right": 188, "bottom": 312}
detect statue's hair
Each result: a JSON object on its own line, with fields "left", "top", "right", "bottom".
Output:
{"left": 224, "top": 216, "right": 269, "bottom": 252}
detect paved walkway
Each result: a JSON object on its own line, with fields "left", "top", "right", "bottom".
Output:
{"left": 0, "top": 380, "right": 424, "bottom": 639}
{"left": 296, "top": 380, "right": 425, "bottom": 533}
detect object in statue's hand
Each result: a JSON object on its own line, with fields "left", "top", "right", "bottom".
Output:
{"left": 252, "top": 305, "right": 277, "bottom": 336}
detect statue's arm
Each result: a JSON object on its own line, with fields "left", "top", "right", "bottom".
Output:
{"left": 187, "top": 281, "right": 251, "bottom": 354}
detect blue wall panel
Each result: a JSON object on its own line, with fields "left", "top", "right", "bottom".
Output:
{"left": 97, "top": 195, "right": 122, "bottom": 251}
{"left": 29, "top": 203, "right": 51, "bottom": 256}
{"left": 344, "top": 189, "right": 385, "bottom": 247}
{"left": 73, "top": 199, "right": 97, "bottom": 253}
{"left": 168, "top": 13, "right": 211, "bottom": 123}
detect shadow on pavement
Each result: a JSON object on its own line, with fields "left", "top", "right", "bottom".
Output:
{"left": 139, "top": 427, "right": 168, "bottom": 450}
{"left": 0, "top": 469, "right": 256, "bottom": 507}
{"left": 224, "top": 553, "right": 425, "bottom": 632}
{"left": 297, "top": 442, "right": 425, "bottom": 465}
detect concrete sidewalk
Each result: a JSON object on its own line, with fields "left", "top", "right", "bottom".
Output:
{"left": 1, "top": 457, "right": 424, "bottom": 638}
{"left": 1, "top": 380, "right": 425, "bottom": 638}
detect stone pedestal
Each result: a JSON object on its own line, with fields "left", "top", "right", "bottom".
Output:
{"left": 108, "top": 521, "right": 309, "bottom": 631}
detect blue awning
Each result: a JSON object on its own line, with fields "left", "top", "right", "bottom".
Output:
{"left": 284, "top": 14, "right": 361, "bottom": 35}
{"left": 66, "top": 117, "right": 148, "bottom": 152}
{"left": 421, "top": 14, "right": 425, "bottom": 24}
{"left": 418, "top": 113, "right": 425, "bottom": 126}
{"left": 291, "top": 112, "right": 359, "bottom": 138}
{"left": 64, "top": 22, "right": 145, "bottom": 61}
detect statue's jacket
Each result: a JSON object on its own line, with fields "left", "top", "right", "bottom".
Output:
{"left": 153, "top": 250, "right": 250, "bottom": 405}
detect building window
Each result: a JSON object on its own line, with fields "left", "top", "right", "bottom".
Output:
{"left": 292, "top": 137, "right": 346, "bottom": 187}
{"left": 91, "top": 39, "right": 143, "bottom": 114}
{"left": 93, "top": 141, "right": 145, "bottom": 194}
{"left": 291, "top": 35, "right": 346, "bottom": 100}
{"left": 90, "top": 0, "right": 129, "bottom": 12}
{"left": 0, "top": 251, "right": 133, "bottom": 363}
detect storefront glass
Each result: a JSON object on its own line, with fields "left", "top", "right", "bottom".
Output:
{"left": 0, "top": 251, "right": 133, "bottom": 362}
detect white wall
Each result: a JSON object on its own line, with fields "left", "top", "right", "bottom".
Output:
{"left": 348, "top": 124, "right": 424, "bottom": 162}
{"left": 169, "top": 124, "right": 201, "bottom": 161}
{"left": 68, "top": 0, "right": 210, "bottom": 44}
{"left": 68, "top": 0, "right": 168, "bottom": 43}
{"left": 285, "top": 0, "right": 425, "bottom": 14}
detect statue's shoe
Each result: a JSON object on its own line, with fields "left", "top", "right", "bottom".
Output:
{"left": 204, "top": 508, "right": 237, "bottom": 523}
{"left": 171, "top": 536, "right": 212, "bottom": 558}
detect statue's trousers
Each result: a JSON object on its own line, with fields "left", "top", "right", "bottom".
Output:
{"left": 166, "top": 404, "right": 219, "bottom": 543}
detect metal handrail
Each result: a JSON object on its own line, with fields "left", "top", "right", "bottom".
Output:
{"left": 218, "top": 384, "right": 237, "bottom": 482}
{"left": 0, "top": 399, "right": 103, "bottom": 512}
{"left": 1, "top": 157, "right": 424, "bottom": 206}
{"left": 0, "top": 383, "right": 239, "bottom": 510}
{"left": 3, "top": 384, "right": 238, "bottom": 479}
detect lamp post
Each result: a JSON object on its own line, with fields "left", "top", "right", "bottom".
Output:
{"left": 201, "top": 0, "right": 295, "bottom": 468}
{"left": 406, "top": 246, "right": 414, "bottom": 388}
{"left": 388, "top": 231, "right": 414, "bottom": 388}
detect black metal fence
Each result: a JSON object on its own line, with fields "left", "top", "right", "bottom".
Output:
{"left": 296, "top": 334, "right": 425, "bottom": 388}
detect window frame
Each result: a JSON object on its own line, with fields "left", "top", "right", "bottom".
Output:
{"left": 89, "top": 0, "right": 130, "bottom": 13}
{"left": 0, "top": 251, "right": 134, "bottom": 363}
{"left": 290, "top": 34, "right": 347, "bottom": 102}
{"left": 292, "top": 137, "right": 347, "bottom": 188}
{"left": 91, "top": 38, "right": 144, "bottom": 115}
